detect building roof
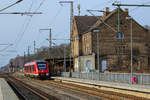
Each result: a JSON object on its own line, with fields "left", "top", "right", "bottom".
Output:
{"left": 74, "top": 8, "right": 148, "bottom": 35}
{"left": 74, "top": 16, "right": 99, "bottom": 34}
{"left": 89, "top": 8, "right": 148, "bottom": 32}
{"left": 88, "top": 8, "right": 120, "bottom": 32}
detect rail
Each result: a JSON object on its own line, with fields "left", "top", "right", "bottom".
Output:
{"left": 7, "top": 81, "right": 28, "bottom": 100}
{"left": 47, "top": 79, "right": 149, "bottom": 100}
{"left": 6, "top": 75, "right": 58, "bottom": 100}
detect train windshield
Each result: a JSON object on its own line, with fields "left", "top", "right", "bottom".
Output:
{"left": 37, "top": 62, "right": 47, "bottom": 70}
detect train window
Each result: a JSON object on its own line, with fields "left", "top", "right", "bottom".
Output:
{"left": 32, "top": 65, "right": 35, "bottom": 72}
{"left": 30, "top": 66, "right": 33, "bottom": 72}
{"left": 25, "top": 66, "right": 27, "bottom": 72}
{"left": 28, "top": 66, "right": 29, "bottom": 72}
{"left": 37, "top": 62, "right": 47, "bottom": 70}
{"left": 26, "top": 66, "right": 28, "bottom": 72}
{"left": 30, "top": 66, "right": 32, "bottom": 72}
{"left": 29, "top": 66, "right": 31, "bottom": 72}
{"left": 31, "top": 66, "right": 33, "bottom": 72}
{"left": 33, "top": 65, "right": 35, "bottom": 71}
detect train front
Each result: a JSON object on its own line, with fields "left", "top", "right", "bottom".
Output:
{"left": 37, "top": 61, "right": 49, "bottom": 78}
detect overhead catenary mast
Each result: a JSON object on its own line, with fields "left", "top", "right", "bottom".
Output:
{"left": 59, "top": 1, "right": 74, "bottom": 71}
{"left": 112, "top": 3, "right": 150, "bottom": 84}
{"left": 112, "top": 3, "right": 150, "bottom": 35}
{"left": 39, "top": 28, "right": 52, "bottom": 58}
{"left": 59, "top": 1, "right": 74, "bottom": 38}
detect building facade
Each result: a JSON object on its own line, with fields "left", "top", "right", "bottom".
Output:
{"left": 71, "top": 8, "right": 150, "bottom": 73}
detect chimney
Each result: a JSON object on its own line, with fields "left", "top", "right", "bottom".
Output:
{"left": 125, "top": 8, "right": 129, "bottom": 15}
{"left": 103, "top": 7, "right": 110, "bottom": 16}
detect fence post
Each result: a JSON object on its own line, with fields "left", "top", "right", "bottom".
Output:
{"left": 123, "top": 73, "right": 125, "bottom": 83}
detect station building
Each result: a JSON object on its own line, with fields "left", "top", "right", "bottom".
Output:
{"left": 71, "top": 8, "right": 150, "bottom": 73}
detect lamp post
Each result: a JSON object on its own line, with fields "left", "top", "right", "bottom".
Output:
{"left": 126, "top": 16, "right": 133, "bottom": 84}
{"left": 93, "top": 28, "right": 100, "bottom": 72}
{"left": 64, "top": 45, "right": 66, "bottom": 72}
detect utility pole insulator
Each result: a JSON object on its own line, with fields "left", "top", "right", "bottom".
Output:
{"left": 78, "top": 4, "right": 81, "bottom": 16}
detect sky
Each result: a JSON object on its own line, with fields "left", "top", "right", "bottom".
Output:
{"left": 0, "top": 0, "right": 150, "bottom": 67}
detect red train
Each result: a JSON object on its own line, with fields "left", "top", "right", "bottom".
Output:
{"left": 24, "top": 60, "right": 49, "bottom": 78}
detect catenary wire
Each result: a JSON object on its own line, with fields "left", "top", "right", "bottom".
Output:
{"left": 14, "top": 0, "right": 47, "bottom": 48}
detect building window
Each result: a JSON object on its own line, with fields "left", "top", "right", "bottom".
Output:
{"left": 86, "top": 35, "right": 88, "bottom": 40}
{"left": 116, "top": 33, "right": 124, "bottom": 39}
{"left": 115, "top": 45, "right": 127, "bottom": 54}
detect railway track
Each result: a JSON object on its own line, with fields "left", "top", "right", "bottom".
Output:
{"left": 20, "top": 76, "right": 149, "bottom": 100}
{"left": 44, "top": 80, "right": 149, "bottom": 100}
{"left": 10, "top": 73, "right": 150, "bottom": 100}
{"left": 4, "top": 74, "right": 58, "bottom": 100}
{"left": 7, "top": 80, "right": 27, "bottom": 100}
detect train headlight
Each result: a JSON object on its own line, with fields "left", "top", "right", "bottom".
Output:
{"left": 46, "top": 73, "right": 49, "bottom": 76}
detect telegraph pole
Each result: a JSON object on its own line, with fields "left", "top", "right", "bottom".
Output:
{"left": 39, "top": 28, "right": 52, "bottom": 58}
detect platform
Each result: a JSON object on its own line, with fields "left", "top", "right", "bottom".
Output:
{"left": 52, "top": 77, "right": 150, "bottom": 99}
{"left": 0, "top": 78, "right": 19, "bottom": 100}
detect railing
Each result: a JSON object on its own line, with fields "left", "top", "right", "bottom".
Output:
{"left": 61, "top": 72, "right": 150, "bottom": 85}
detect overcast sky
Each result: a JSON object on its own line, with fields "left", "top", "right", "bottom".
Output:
{"left": 0, "top": 0, "right": 150, "bottom": 67}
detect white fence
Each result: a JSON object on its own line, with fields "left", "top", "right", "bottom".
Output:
{"left": 61, "top": 72, "right": 150, "bottom": 85}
